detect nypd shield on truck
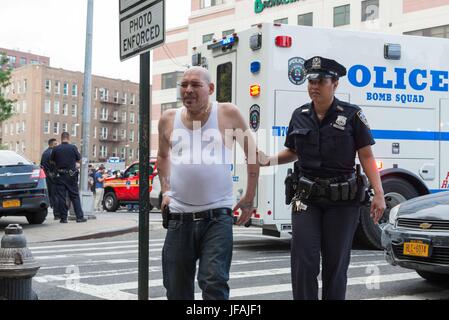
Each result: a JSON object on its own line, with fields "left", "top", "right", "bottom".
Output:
{"left": 191, "top": 23, "right": 449, "bottom": 249}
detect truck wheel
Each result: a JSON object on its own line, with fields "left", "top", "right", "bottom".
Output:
{"left": 103, "top": 192, "right": 119, "bottom": 212}
{"left": 356, "top": 176, "right": 419, "bottom": 250}
{"left": 26, "top": 209, "right": 48, "bottom": 225}
{"left": 417, "top": 270, "right": 449, "bottom": 283}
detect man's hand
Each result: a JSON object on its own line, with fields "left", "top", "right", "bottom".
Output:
{"left": 257, "top": 150, "right": 271, "bottom": 167}
{"left": 233, "top": 195, "right": 255, "bottom": 226}
{"left": 161, "top": 194, "right": 171, "bottom": 212}
{"left": 370, "top": 193, "right": 386, "bottom": 225}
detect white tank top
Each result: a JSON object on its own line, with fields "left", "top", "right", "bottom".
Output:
{"left": 169, "top": 102, "right": 234, "bottom": 213}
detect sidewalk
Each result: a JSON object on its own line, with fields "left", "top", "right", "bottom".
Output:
{"left": 0, "top": 210, "right": 164, "bottom": 244}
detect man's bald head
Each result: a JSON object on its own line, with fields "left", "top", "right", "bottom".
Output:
{"left": 184, "top": 66, "right": 212, "bottom": 85}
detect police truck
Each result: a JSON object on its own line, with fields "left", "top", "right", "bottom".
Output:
{"left": 191, "top": 23, "right": 449, "bottom": 249}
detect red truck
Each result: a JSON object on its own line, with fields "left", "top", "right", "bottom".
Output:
{"left": 102, "top": 159, "right": 158, "bottom": 212}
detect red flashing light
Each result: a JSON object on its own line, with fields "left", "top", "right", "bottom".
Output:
{"left": 275, "top": 36, "right": 292, "bottom": 48}
{"left": 254, "top": 213, "right": 261, "bottom": 219}
{"left": 267, "top": 211, "right": 272, "bottom": 216}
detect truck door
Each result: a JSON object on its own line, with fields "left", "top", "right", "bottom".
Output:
{"left": 440, "top": 99, "right": 449, "bottom": 191}
{"left": 273, "top": 91, "right": 349, "bottom": 221}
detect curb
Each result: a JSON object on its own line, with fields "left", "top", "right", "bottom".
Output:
{"left": 46, "top": 226, "right": 140, "bottom": 242}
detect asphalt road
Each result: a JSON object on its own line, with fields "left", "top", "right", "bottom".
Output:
{"left": 29, "top": 226, "right": 449, "bottom": 300}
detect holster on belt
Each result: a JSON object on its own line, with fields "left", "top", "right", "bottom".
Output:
{"left": 162, "top": 206, "right": 170, "bottom": 229}
{"left": 284, "top": 168, "right": 298, "bottom": 205}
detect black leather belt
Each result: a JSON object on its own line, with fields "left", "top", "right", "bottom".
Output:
{"left": 168, "top": 208, "right": 233, "bottom": 222}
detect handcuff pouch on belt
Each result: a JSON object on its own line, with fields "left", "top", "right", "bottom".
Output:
{"left": 162, "top": 206, "right": 170, "bottom": 229}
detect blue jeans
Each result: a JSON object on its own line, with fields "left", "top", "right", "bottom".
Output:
{"left": 162, "top": 213, "right": 234, "bottom": 300}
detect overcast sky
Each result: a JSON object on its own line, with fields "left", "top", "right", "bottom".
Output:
{"left": 0, "top": 0, "right": 190, "bottom": 83}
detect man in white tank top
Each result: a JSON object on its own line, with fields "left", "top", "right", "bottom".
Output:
{"left": 158, "top": 67, "right": 260, "bottom": 300}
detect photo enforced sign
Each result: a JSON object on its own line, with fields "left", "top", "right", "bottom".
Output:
{"left": 119, "top": 0, "right": 165, "bottom": 61}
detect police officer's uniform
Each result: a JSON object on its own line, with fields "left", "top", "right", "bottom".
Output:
{"left": 285, "top": 57, "right": 375, "bottom": 300}
{"left": 50, "top": 142, "right": 86, "bottom": 223}
{"left": 40, "top": 147, "right": 59, "bottom": 219}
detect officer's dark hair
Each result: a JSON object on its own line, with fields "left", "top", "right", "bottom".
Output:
{"left": 48, "top": 138, "right": 57, "bottom": 146}
{"left": 61, "top": 132, "right": 70, "bottom": 141}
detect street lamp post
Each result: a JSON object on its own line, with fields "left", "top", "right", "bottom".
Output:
{"left": 80, "top": 0, "right": 95, "bottom": 218}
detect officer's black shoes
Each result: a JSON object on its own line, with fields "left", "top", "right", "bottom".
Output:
{"left": 60, "top": 219, "right": 68, "bottom": 224}
{"left": 76, "top": 218, "right": 87, "bottom": 223}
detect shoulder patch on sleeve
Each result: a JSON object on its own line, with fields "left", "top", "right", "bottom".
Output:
{"left": 357, "top": 110, "right": 370, "bottom": 128}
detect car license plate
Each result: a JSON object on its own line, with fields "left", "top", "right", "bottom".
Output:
{"left": 403, "top": 240, "right": 430, "bottom": 257}
{"left": 3, "top": 199, "right": 21, "bottom": 208}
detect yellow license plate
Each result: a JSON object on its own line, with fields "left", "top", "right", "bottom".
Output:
{"left": 3, "top": 199, "right": 21, "bottom": 208}
{"left": 403, "top": 241, "right": 430, "bottom": 257}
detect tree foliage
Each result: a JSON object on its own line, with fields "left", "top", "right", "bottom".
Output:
{"left": 0, "top": 53, "right": 14, "bottom": 122}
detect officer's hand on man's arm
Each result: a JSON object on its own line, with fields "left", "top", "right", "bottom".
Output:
{"left": 358, "top": 146, "right": 386, "bottom": 225}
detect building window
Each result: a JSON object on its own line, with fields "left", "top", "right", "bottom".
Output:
{"left": 200, "top": 0, "right": 223, "bottom": 9}
{"left": 94, "top": 127, "right": 97, "bottom": 138}
{"left": 20, "top": 57, "right": 27, "bottom": 66}
{"left": 63, "top": 103, "right": 68, "bottom": 116}
{"left": 274, "top": 17, "right": 289, "bottom": 25}
{"left": 94, "top": 108, "right": 98, "bottom": 120}
{"left": 53, "top": 122, "right": 60, "bottom": 135}
{"left": 22, "top": 101, "right": 27, "bottom": 114}
{"left": 10, "top": 123, "right": 13, "bottom": 135}
{"left": 298, "top": 12, "right": 313, "bottom": 26}
{"left": 130, "top": 112, "right": 135, "bottom": 124}
{"left": 72, "top": 84, "right": 78, "bottom": 97}
{"left": 71, "top": 124, "right": 77, "bottom": 137}
{"left": 22, "top": 121, "right": 26, "bottom": 133}
{"left": 16, "top": 123, "right": 20, "bottom": 134}
{"left": 63, "top": 82, "right": 69, "bottom": 96}
{"left": 202, "top": 33, "right": 214, "bottom": 44}
{"left": 222, "top": 29, "right": 235, "bottom": 37}
{"left": 130, "top": 130, "right": 135, "bottom": 142}
{"left": 55, "top": 81, "right": 61, "bottom": 94}
{"left": 121, "top": 93, "right": 128, "bottom": 105}
{"left": 101, "top": 127, "right": 108, "bottom": 139}
{"left": 92, "top": 145, "right": 97, "bottom": 158}
{"left": 121, "top": 129, "right": 127, "bottom": 140}
{"left": 120, "top": 148, "right": 126, "bottom": 159}
{"left": 130, "top": 94, "right": 135, "bottom": 105}
{"left": 362, "top": 0, "right": 379, "bottom": 21}
{"left": 404, "top": 24, "right": 449, "bottom": 38}
{"left": 129, "top": 149, "right": 134, "bottom": 159}
{"left": 62, "top": 123, "right": 68, "bottom": 133}
{"left": 45, "top": 100, "right": 51, "bottom": 114}
{"left": 23, "top": 80, "right": 27, "bottom": 93}
{"left": 45, "top": 80, "right": 51, "bottom": 93}
{"left": 161, "top": 72, "right": 178, "bottom": 89}
{"left": 161, "top": 102, "right": 180, "bottom": 113}
{"left": 7, "top": 56, "right": 16, "bottom": 65}
{"left": 101, "top": 108, "right": 108, "bottom": 120}
{"left": 72, "top": 104, "right": 77, "bottom": 117}
{"left": 54, "top": 101, "right": 60, "bottom": 115}
{"left": 100, "top": 145, "right": 107, "bottom": 158}
{"left": 334, "top": 4, "right": 350, "bottom": 27}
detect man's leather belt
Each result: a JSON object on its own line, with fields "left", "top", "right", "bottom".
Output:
{"left": 168, "top": 208, "right": 233, "bottom": 221}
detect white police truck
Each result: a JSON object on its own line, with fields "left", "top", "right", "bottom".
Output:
{"left": 191, "top": 23, "right": 449, "bottom": 248}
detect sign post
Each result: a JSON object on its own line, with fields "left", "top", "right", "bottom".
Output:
{"left": 119, "top": 0, "right": 165, "bottom": 301}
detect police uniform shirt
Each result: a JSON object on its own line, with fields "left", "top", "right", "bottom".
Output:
{"left": 40, "top": 148, "right": 53, "bottom": 174}
{"left": 50, "top": 142, "right": 81, "bottom": 170}
{"left": 285, "top": 98, "right": 375, "bottom": 178}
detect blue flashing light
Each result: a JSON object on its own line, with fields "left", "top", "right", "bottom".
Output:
{"left": 251, "top": 61, "right": 261, "bottom": 74}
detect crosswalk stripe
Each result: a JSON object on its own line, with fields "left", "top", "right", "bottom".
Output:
{"left": 364, "top": 290, "right": 449, "bottom": 300}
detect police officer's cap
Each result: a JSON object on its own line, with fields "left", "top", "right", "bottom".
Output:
{"left": 304, "top": 56, "right": 347, "bottom": 80}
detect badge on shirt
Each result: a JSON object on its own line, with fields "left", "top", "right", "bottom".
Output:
{"left": 357, "top": 110, "right": 370, "bottom": 128}
{"left": 333, "top": 115, "right": 347, "bottom": 131}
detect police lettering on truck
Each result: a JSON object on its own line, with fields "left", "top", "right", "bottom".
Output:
{"left": 192, "top": 23, "right": 449, "bottom": 249}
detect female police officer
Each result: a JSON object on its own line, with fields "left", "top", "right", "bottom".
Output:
{"left": 261, "top": 56, "right": 386, "bottom": 300}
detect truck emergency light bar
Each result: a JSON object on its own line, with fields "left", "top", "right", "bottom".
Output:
{"left": 207, "top": 35, "right": 239, "bottom": 51}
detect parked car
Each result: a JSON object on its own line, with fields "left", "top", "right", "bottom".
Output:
{"left": 382, "top": 191, "right": 449, "bottom": 282}
{"left": 0, "top": 150, "right": 49, "bottom": 224}
{"left": 102, "top": 160, "right": 158, "bottom": 212}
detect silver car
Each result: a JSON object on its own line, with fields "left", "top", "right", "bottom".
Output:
{"left": 382, "top": 191, "right": 449, "bottom": 282}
